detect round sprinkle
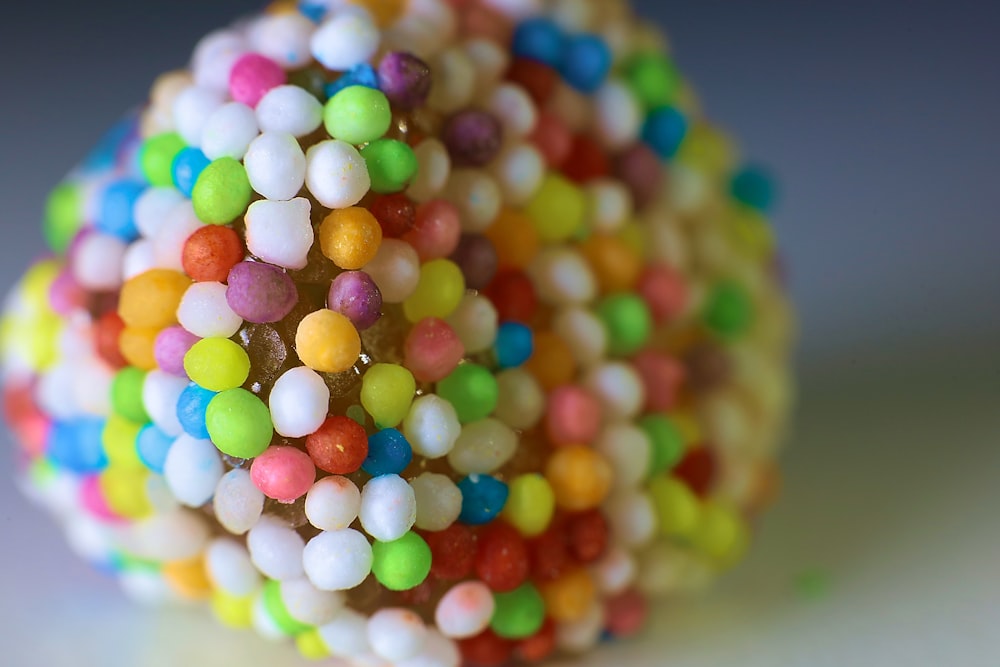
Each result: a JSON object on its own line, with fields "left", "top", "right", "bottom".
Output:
{"left": 491, "top": 583, "right": 546, "bottom": 639}
{"left": 403, "top": 317, "right": 465, "bottom": 383}
{"left": 119, "top": 269, "right": 191, "bottom": 329}
{"left": 295, "top": 309, "right": 361, "bottom": 374}
{"left": 229, "top": 53, "right": 287, "bottom": 108}
{"left": 442, "top": 109, "right": 503, "bottom": 168}
{"left": 183, "top": 338, "right": 251, "bottom": 392}
{"left": 493, "top": 321, "right": 533, "bottom": 369}
{"left": 448, "top": 418, "right": 517, "bottom": 476}
{"left": 371, "top": 531, "right": 432, "bottom": 591}
{"left": 642, "top": 106, "right": 688, "bottom": 159}
{"left": 435, "top": 581, "right": 495, "bottom": 639}
{"left": 638, "top": 414, "right": 685, "bottom": 476}
{"left": 163, "top": 434, "right": 224, "bottom": 507}
{"left": 545, "top": 445, "right": 613, "bottom": 511}
{"left": 244, "top": 131, "right": 307, "bottom": 201}
{"left": 244, "top": 197, "right": 314, "bottom": 270}
{"left": 213, "top": 469, "right": 264, "bottom": 536}
{"left": 226, "top": 261, "right": 298, "bottom": 324}
{"left": 171, "top": 148, "right": 211, "bottom": 198}
{"left": 305, "top": 476, "right": 361, "bottom": 532}
{"left": 362, "top": 139, "right": 419, "bottom": 194}
{"left": 327, "top": 270, "right": 382, "bottom": 331}
{"left": 360, "top": 474, "right": 416, "bottom": 542}
{"left": 437, "top": 363, "right": 498, "bottom": 424}
{"left": 596, "top": 293, "right": 653, "bottom": 357}
{"left": 247, "top": 515, "right": 306, "bottom": 581}
{"left": 378, "top": 51, "right": 432, "bottom": 110}
{"left": 205, "top": 388, "right": 273, "bottom": 459}
{"left": 191, "top": 157, "right": 252, "bottom": 225}
{"left": 177, "top": 281, "right": 244, "bottom": 339}
{"left": 305, "top": 140, "right": 371, "bottom": 209}
{"left": 362, "top": 238, "right": 420, "bottom": 304}
{"left": 402, "top": 259, "right": 465, "bottom": 322}
{"left": 303, "top": 529, "right": 373, "bottom": 591}
{"left": 559, "top": 34, "right": 612, "bottom": 94}
{"left": 363, "top": 428, "right": 413, "bottom": 477}
{"left": 360, "top": 363, "right": 416, "bottom": 428}
{"left": 140, "top": 132, "right": 186, "bottom": 187}
{"left": 250, "top": 445, "right": 316, "bottom": 503}
{"left": 306, "top": 415, "right": 369, "bottom": 475}
{"left": 177, "top": 382, "right": 216, "bottom": 439}
{"left": 402, "top": 394, "right": 461, "bottom": 459}
{"left": 310, "top": 12, "right": 380, "bottom": 72}
{"left": 525, "top": 173, "right": 587, "bottom": 243}
{"left": 448, "top": 233, "right": 498, "bottom": 290}
{"left": 410, "top": 472, "right": 462, "bottom": 532}
{"left": 458, "top": 474, "right": 509, "bottom": 525}
{"left": 318, "top": 207, "right": 383, "bottom": 270}
{"left": 182, "top": 225, "right": 244, "bottom": 283}
{"left": 256, "top": 84, "right": 324, "bottom": 137}
{"left": 475, "top": 521, "right": 529, "bottom": 592}
{"left": 269, "top": 366, "right": 330, "bottom": 438}
{"left": 324, "top": 86, "right": 392, "bottom": 145}
{"left": 367, "top": 608, "right": 428, "bottom": 662}
{"left": 703, "top": 280, "right": 753, "bottom": 338}
{"left": 111, "top": 367, "right": 149, "bottom": 423}
{"left": 501, "top": 473, "right": 555, "bottom": 537}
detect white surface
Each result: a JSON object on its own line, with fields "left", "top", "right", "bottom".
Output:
{"left": 2, "top": 338, "right": 996, "bottom": 666}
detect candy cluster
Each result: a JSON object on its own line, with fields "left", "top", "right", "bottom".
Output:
{"left": 1, "top": 1, "right": 793, "bottom": 665}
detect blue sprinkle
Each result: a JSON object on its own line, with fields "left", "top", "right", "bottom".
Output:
{"left": 47, "top": 418, "right": 107, "bottom": 473}
{"left": 298, "top": 1, "right": 326, "bottom": 23}
{"left": 97, "top": 179, "right": 146, "bottom": 241}
{"left": 363, "top": 428, "right": 413, "bottom": 476}
{"left": 136, "top": 424, "right": 175, "bottom": 473}
{"left": 176, "top": 383, "right": 217, "bottom": 440}
{"left": 325, "top": 63, "right": 380, "bottom": 98}
{"left": 494, "top": 321, "right": 534, "bottom": 369}
{"left": 458, "top": 474, "right": 509, "bottom": 525}
{"left": 641, "top": 106, "right": 688, "bottom": 159}
{"left": 171, "top": 147, "right": 210, "bottom": 198}
{"left": 731, "top": 164, "right": 777, "bottom": 212}
{"left": 559, "top": 34, "right": 612, "bottom": 93}
{"left": 511, "top": 18, "right": 566, "bottom": 67}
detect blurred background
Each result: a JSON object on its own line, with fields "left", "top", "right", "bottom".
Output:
{"left": 0, "top": 1, "right": 997, "bottom": 665}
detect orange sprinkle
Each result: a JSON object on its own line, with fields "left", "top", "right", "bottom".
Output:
{"left": 163, "top": 555, "right": 213, "bottom": 600}
{"left": 539, "top": 567, "right": 596, "bottom": 622}
{"left": 523, "top": 331, "right": 575, "bottom": 391}
{"left": 118, "top": 326, "right": 159, "bottom": 370}
{"left": 485, "top": 208, "right": 540, "bottom": 270}
{"left": 579, "top": 233, "right": 642, "bottom": 294}
{"left": 118, "top": 269, "right": 191, "bottom": 329}
{"left": 347, "top": 0, "right": 406, "bottom": 27}
{"left": 295, "top": 309, "right": 362, "bottom": 373}
{"left": 545, "top": 445, "right": 612, "bottom": 511}
{"left": 319, "top": 207, "right": 383, "bottom": 270}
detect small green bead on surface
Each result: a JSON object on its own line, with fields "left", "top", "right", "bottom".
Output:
{"left": 262, "top": 579, "right": 311, "bottom": 636}
{"left": 111, "top": 366, "right": 150, "bottom": 423}
{"left": 639, "top": 414, "right": 685, "bottom": 476}
{"left": 43, "top": 182, "right": 82, "bottom": 253}
{"left": 436, "top": 363, "right": 499, "bottom": 423}
{"left": 703, "top": 280, "right": 754, "bottom": 338}
{"left": 324, "top": 85, "right": 392, "bottom": 145}
{"left": 502, "top": 474, "right": 555, "bottom": 537}
{"left": 205, "top": 388, "right": 273, "bottom": 459}
{"left": 624, "top": 53, "right": 681, "bottom": 110}
{"left": 597, "top": 293, "right": 652, "bottom": 357}
{"left": 184, "top": 337, "right": 252, "bottom": 392}
{"left": 490, "top": 583, "right": 546, "bottom": 639}
{"left": 361, "top": 363, "right": 416, "bottom": 428}
{"left": 525, "top": 173, "right": 587, "bottom": 243}
{"left": 140, "top": 132, "right": 186, "bottom": 187}
{"left": 192, "top": 157, "right": 253, "bottom": 224}
{"left": 361, "top": 138, "right": 419, "bottom": 193}
{"left": 371, "top": 531, "right": 432, "bottom": 591}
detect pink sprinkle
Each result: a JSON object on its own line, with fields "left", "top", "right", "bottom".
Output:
{"left": 49, "top": 268, "right": 86, "bottom": 316}
{"left": 402, "top": 200, "right": 462, "bottom": 262}
{"left": 545, "top": 385, "right": 603, "bottom": 446}
{"left": 605, "top": 589, "right": 648, "bottom": 638}
{"left": 404, "top": 317, "right": 465, "bottom": 383}
{"left": 632, "top": 350, "right": 685, "bottom": 412}
{"left": 154, "top": 326, "right": 200, "bottom": 378}
{"left": 250, "top": 445, "right": 316, "bottom": 503}
{"left": 79, "top": 475, "right": 122, "bottom": 522}
{"left": 229, "top": 53, "right": 287, "bottom": 108}
{"left": 638, "top": 264, "right": 687, "bottom": 324}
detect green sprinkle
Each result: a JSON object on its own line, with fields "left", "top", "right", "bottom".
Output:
{"left": 795, "top": 568, "right": 832, "bottom": 601}
{"left": 491, "top": 583, "right": 546, "bottom": 639}
{"left": 360, "top": 363, "right": 416, "bottom": 428}
{"left": 324, "top": 86, "right": 392, "bottom": 145}
{"left": 192, "top": 157, "right": 252, "bottom": 224}
{"left": 111, "top": 366, "right": 150, "bottom": 423}
{"left": 597, "top": 293, "right": 652, "bottom": 357}
{"left": 361, "top": 139, "right": 419, "bottom": 194}
{"left": 501, "top": 474, "right": 555, "bottom": 538}
{"left": 624, "top": 53, "right": 681, "bottom": 110}
{"left": 140, "top": 132, "right": 186, "bottom": 187}
{"left": 703, "top": 280, "right": 753, "bottom": 338}
{"left": 639, "top": 414, "right": 684, "bottom": 476}
{"left": 371, "top": 531, "right": 432, "bottom": 591}
{"left": 262, "top": 579, "right": 311, "bottom": 636}
{"left": 184, "top": 338, "right": 251, "bottom": 392}
{"left": 43, "top": 182, "right": 82, "bottom": 253}
{"left": 206, "top": 388, "right": 273, "bottom": 459}
{"left": 436, "top": 363, "right": 499, "bottom": 423}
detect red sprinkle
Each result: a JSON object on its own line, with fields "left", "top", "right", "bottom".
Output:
{"left": 605, "top": 589, "right": 649, "bottom": 638}
{"left": 527, "top": 522, "right": 571, "bottom": 582}
{"left": 424, "top": 523, "right": 477, "bottom": 581}
{"left": 182, "top": 225, "right": 244, "bottom": 283}
{"left": 483, "top": 270, "right": 538, "bottom": 324}
{"left": 562, "top": 133, "right": 611, "bottom": 184}
{"left": 475, "top": 521, "right": 529, "bottom": 592}
{"left": 459, "top": 629, "right": 513, "bottom": 667}
{"left": 544, "top": 384, "right": 603, "bottom": 446}
{"left": 529, "top": 113, "right": 573, "bottom": 168}
{"left": 304, "top": 416, "right": 369, "bottom": 475}
{"left": 673, "top": 446, "right": 717, "bottom": 498}
{"left": 370, "top": 193, "right": 416, "bottom": 238}
{"left": 403, "top": 317, "right": 465, "bottom": 383}
{"left": 632, "top": 349, "right": 685, "bottom": 412}
{"left": 567, "top": 509, "right": 609, "bottom": 564}
{"left": 94, "top": 311, "right": 129, "bottom": 369}
{"left": 514, "top": 617, "right": 557, "bottom": 663}
{"left": 637, "top": 263, "right": 687, "bottom": 324}
{"left": 505, "top": 58, "right": 559, "bottom": 107}
{"left": 402, "top": 199, "right": 462, "bottom": 261}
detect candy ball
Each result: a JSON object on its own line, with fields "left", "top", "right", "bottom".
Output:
{"left": 3, "top": 2, "right": 794, "bottom": 666}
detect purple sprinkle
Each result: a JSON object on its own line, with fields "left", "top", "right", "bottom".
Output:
{"left": 441, "top": 109, "right": 503, "bottom": 167}
{"left": 377, "top": 51, "right": 432, "bottom": 110}
{"left": 328, "top": 270, "right": 382, "bottom": 331}
{"left": 449, "top": 234, "right": 498, "bottom": 290}
{"left": 615, "top": 143, "right": 663, "bottom": 209}
{"left": 154, "top": 326, "right": 200, "bottom": 377}
{"left": 226, "top": 261, "right": 299, "bottom": 324}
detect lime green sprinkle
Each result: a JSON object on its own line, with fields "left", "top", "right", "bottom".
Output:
{"left": 624, "top": 53, "right": 681, "bottom": 110}
{"left": 597, "top": 293, "right": 652, "bottom": 356}
{"left": 324, "top": 86, "right": 392, "bottom": 145}
{"left": 648, "top": 475, "right": 699, "bottom": 538}
{"left": 525, "top": 173, "right": 587, "bottom": 243}
{"left": 205, "top": 388, "right": 273, "bottom": 459}
{"left": 43, "top": 182, "right": 82, "bottom": 254}
{"left": 140, "top": 132, "right": 186, "bottom": 187}
{"left": 436, "top": 363, "right": 499, "bottom": 424}
{"left": 111, "top": 366, "right": 150, "bottom": 423}
{"left": 639, "top": 414, "right": 684, "bottom": 476}
{"left": 490, "top": 583, "right": 546, "bottom": 639}
{"left": 361, "top": 363, "right": 416, "bottom": 428}
{"left": 102, "top": 415, "right": 144, "bottom": 468}
{"left": 184, "top": 338, "right": 251, "bottom": 392}
{"left": 361, "top": 139, "right": 419, "bottom": 194}
{"left": 703, "top": 280, "right": 753, "bottom": 338}
{"left": 262, "top": 579, "right": 311, "bottom": 636}
{"left": 795, "top": 568, "right": 832, "bottom": 601}
{"left": 192, "top": 157, "right": 253, "bottom": 224}
{"left": 502, "top": 474, "right": 555, "bottom": 537}
{"left": 371, "top": 531, "right": 432, "bottom": 591}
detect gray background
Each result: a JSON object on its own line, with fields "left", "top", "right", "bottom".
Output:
{"left": 1, "top": 1, "right": 998, "bottom": 665}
